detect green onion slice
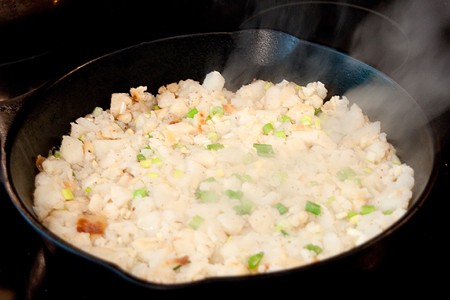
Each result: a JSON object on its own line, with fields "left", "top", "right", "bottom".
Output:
{"left": 232, "top": 173, "right": 252, "bottom": 182}
{"left": 92, "top": 106, "right": 103, "bottom": 116}
{"left": 304, "top": 244, "right": 323, "bottom": 255}
{"left": 305, "top": 200, "right": 321, "bottom": 215}
{"left": 274, "top": 130, "right": 286, "bottom": 138}
{"left": 173, "top": 265, "right": 182, "bottom": 271}
{"left": 314, "top": 107, "right": 322, "bottom": 115}
{"left": 279, "top": 115, "right": 292, "bottom": 123}
{"left": 189, "top": 215, "right": 204, "bottom": 230}
{"left": 233, "top": 200, "right": 254, "bottom": 215}
{"left": 248, "top": 252, "right": 264, "bottom": 270}
{"left": 186, "top": 107, "right": 199, "bottom": 118}
{"left": 210, "top": 106, "right": 224, "bottom": 116}
{"left": 139, "top": 159, "right": 152, "bottom": 168}
{"left": 61, "top": 188, "right": 74, "bottom": 200}
{"left": 207, "top": 131, "right": 219, "bottom": 142}
{"left": 273, "top": 202, "right": 289, "bottom": 215}
{"left": 346, "top": 211, "right": 359, "bottom": 219}
{"left": 262, "top": 123, "right": 274, "bottom": 135}
{"left": 133, "top": 187, "right": 149, "bottom": 198}
{"left": 253, "top": 143, "right": 274, "bottom": 157}
{"left": 275, "top": 224, "right": 289, "bottom": 236}
{"left": 225, "top": 189, "right": 244, "bottom": 200}
{"left": 207, "top": 143, "right": 224, "bottom": 151}
{"left": 300, "top": 115, "right": 312, "bottom": 126}
{"left": 336, "top": 167, "right": 357, "bottom": 181}
{"left": 195, "top": 190, "right": 218, "bottom": 203}
{"left": 360, "top": 205, "right": 376, "bottom": 215}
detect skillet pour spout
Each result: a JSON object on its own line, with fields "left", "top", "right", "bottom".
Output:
{"left": 0, "top": 29, "right": 438, "bottom": 288}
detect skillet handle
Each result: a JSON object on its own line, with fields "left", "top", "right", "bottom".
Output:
{"left": 0, "top": 94, "right": 28, "bottom": 182}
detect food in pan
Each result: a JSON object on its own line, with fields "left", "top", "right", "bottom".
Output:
{"left": 33, "top": 71, "right": 414, "bottom": 283}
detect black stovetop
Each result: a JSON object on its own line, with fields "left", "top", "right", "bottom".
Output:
{"left": 1, "top": 1, "right": 449, "bottom": 298}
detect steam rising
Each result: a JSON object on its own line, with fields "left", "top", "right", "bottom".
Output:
{"left": 350, "top": 0, "right": 450, "bottom": 120}
{"left": 232, "top": 0, "right": 446, "bottom": 190}
{"left": 238, "top": 0, "right": 450, "bottom": 121}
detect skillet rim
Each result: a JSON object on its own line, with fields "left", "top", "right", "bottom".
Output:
{"left": 0, "top": 29, "right": 440, "bottom": 288}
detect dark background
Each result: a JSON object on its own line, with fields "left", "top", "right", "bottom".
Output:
{"left": 1, "top": 0, "right": 449, "bottom": 298}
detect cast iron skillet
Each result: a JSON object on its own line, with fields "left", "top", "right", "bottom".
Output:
{"left": 0, "top": 29, "right": 438, "bottom": 288}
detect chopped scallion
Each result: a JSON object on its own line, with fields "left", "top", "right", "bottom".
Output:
{"left": 207, "top": 143, "right": 224, "bottom": 151}
{"left": 270, "top": 171, "right": 288, "bottom": 186}
{"left": 274, "top": 224, "right": 289, "bottom": 236}
{"left": 139, "top": 159, "right": 152, "bottom": 168}
{"left": 61, "top": 188, "right": 74, "bottom": 200}
{"left": 133, "top": 187, "right": 149, "bottom": 198}
{"left": 314, "top": 107, "right": 322, "bottom": 115}
{"left": 207, "top": 131, "right": 219, "bottom": 142}
{"left": 92, "top": 106, "right": 103, "bottom": 116}
{"left": 173, "top": 265, "right": 182, "bottom": 271}
{"left": 232, "top": 173, "right": 252, "bottom": 182}
{"left": 326, "top": 196, "right": 335, "bottom": 205}
{"left": 273, "top": 202, "right": 289, "bottom": 215}
{"left": 304, "top": 244, "right": 323, "bottom": 255}
{"left": 314, "top": 117, "right": 321, "bottom": 129}
{"left": 300, "top": 115, "right": 312, "bottom": 126}
{"left": 186, "top": 107, "right": 199, "bottom": 118}
{"left": 225, "top": 189, "right": 244, "bottom": 200}
{"left": 305, "top": 200, "right": 321, "bottom": 215}
{"left": 136, "top": 154, "right": 146, "bottom": 161}
{"left": 151, "top": 157, "right": 162, "bottom": 164}
{"left": 346, "top": 211, "right": 359, "bottom": 219}
{"left": 274, "top": 130, "right": 286, "bottom": 138}
{"left": 392, "top": 158, "right": 401, "bottom": 165}
{"left": 189, "top": 215, "right": 204, "bottom": 230}
{"left": 360, "top": 205, "right": 376, "bottom": 215}
{"left": 279, "top": 115, "right": 292, "bottom": 123}
{"left": 262, "top": 123, "right": 274, "bottom": 135}
{"left": 253, "top": 143, "right": 275, "bottom": 157}
{"left": 233, "top": 200, "right": 254, "bottom": 215}
{"left": 195, "top": 190, "right": 218, "bottom": 203}
{"left": 336, "top": 167, "right": 357, "bottom": 181}
{"left": 363, "top": 167, "right": 373, "bottom": 174}
{"left": 148, "top": 172, "right": 159, "bottom": 178}
{"left": 248, "top": 252, "right": 264, "bottom": 270}
{"left": 210, "top": 106, "right": 224, "bottom": 115}
{"left": 172, "top": 169, "right": 184, "bottom": 178}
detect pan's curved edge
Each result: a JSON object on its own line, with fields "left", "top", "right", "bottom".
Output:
{"left": 1, "top": 29, "right": 440, "bottom": 288}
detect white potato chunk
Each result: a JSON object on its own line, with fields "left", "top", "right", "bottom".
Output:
{"left": 202, "top": 71, "right": 225, "bottom": 92}
{"left": 60, "top": 136, "right": 84, "bottom": 164}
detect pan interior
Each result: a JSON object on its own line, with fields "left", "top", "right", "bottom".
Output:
{"left": 5, "top": 29, "right": 435, "bottom": 280}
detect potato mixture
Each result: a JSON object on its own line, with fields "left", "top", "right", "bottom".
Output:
{"left": 33, "top": 71, "right": 414, "bottom": 283}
